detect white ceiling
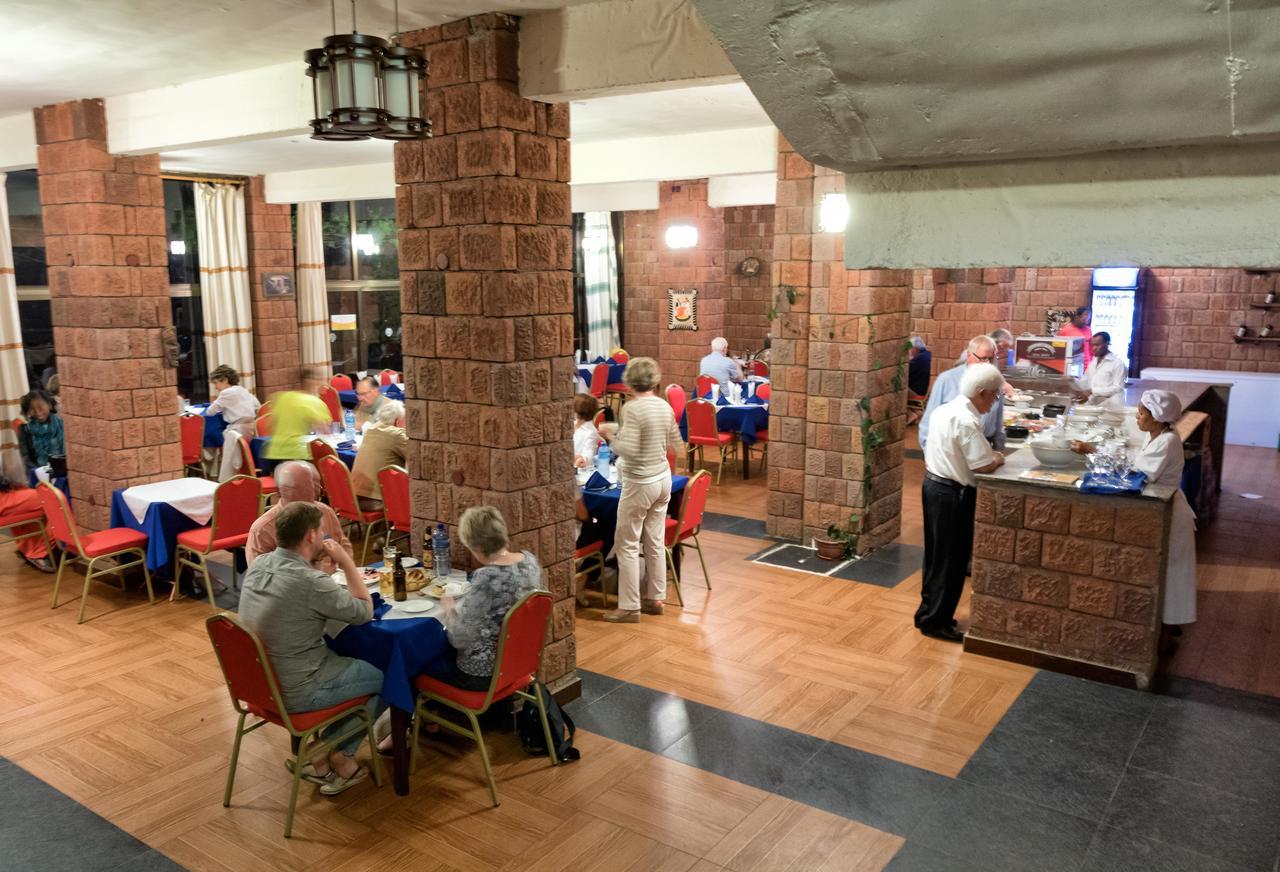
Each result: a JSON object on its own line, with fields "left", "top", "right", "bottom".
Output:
{"left": 568, "top": 81, "right": 770, "bottom": 143}
{"left": 0, "top": 0, "right": 595, "bottom": 115}
{"left": 161, "top": 136, "right": 393, "bottom": 175}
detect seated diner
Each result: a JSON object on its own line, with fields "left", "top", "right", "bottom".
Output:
{"left": 17, "top": 388, "right": 63, "bottom": 473}
{"left": 350, "top": 399, "right": 407, "bottom": 509}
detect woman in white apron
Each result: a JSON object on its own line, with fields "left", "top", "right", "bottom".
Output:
{"left": 1073, "top": 388, "right": 1196, "bottom": 626}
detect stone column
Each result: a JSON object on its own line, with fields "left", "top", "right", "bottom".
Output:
{"left": 395, "top": 14, "right": 579, "bottom": 694}
{"left": 244, "top": 176, "right": 300, "bottom": 395}
{"left": 34, "top": 98, "right": 182, "bottom": 531}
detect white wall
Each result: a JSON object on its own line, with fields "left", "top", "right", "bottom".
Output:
{"left": 1140, "top": 367, "right": 1280, "bottom": 448}
{"left": 0, "top": 114, "right": 36, "bottom": 171}
{"left": 572, "top": 125, "right": 776, "bottom": 186}
{"left": 264, "top": 163, "right": 395, "bottom": 204}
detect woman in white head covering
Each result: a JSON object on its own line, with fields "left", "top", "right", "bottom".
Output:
{"left": 1072, "top": 388, "right": 1196, "bottom": 626}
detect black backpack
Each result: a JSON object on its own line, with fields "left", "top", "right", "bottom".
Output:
{"left": 517, "top": 682, "right": 581, "bottom": 762}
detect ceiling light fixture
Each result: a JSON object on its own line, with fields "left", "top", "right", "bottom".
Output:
{"left": 305, "top": 0, "right": 430, "bottom": 141}
{"left": 818, "top": 192, "right": 849, "bottom": 233}
{"left": 665, "top": 224, "right": 698, "bottom": 249}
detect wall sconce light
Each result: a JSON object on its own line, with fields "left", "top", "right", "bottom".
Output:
{"left": 665, "top": 224, "right": 698, "bottom": 249}
{"left": 169, "top": 240, "right": 187, "bottom": 256}
{"left": 818, "top": 192, "right": 849, "bottom": 233}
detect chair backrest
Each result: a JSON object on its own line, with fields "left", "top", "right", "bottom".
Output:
{"left": 179, "top": 414, "right": 205, "bottom": 462}
{"left": 750, "top": 359, "right": 769, "bottom": 377}
{"left": 254, "top": 413, "right": 272, "bottom": 437}
{"left": 588, "top": 364, "right": 608, "bottom": 399}
{"left": 330, "top": 374, "right": 353, "bottom": 391}
{"left": 591, "top": 408, "right": 606, "bottom": 429}
{"left": 206, "top": 614, "right": 296, "bottom": 728}
{"left": 610, "top": 349, "right": 630, "bottom": 363}
{"left": 259, "top": 400, "right": 273, "bottom": 417}
{"left": 309, "top": 439, "right": 337, "bottom": 464}
{"left": 488, "top": 591, "right": 554, "bottom": 703}
{"left": 36, "top": 481, "right": 84, "bottom": 555}
{"left": 756, "top": 383, "right": 771, "bottom": 402}
{"left": 319, "top": 385, "right": 343, "bottom": 423}
{"left": 676, "top": 470, "right": 712, "bottom": 536}
{"left": 685, "top": 399, "right": 720, "bottom": 441}
{"left": 695, "top": 374, "right": 716, "bottom": 397}
{"left": 235, "top": 435, "right": 259, "bottom": 478}
{"left": 665, "top": 384, "right": 687, "bottom": 424}
{"left": 378, "top": 369, "right": 395, "bottom": 386}
{"left": 377, "top": 465, "right": 410, "bottom": 529}
{"left": 318, "top": 455, "right": 361, "bottom": 519}
{"left": 10, "top": 418, "right": 23, "bottom": 436}
{"left": 209, "top": 476, "right": 263, "bottom": 543}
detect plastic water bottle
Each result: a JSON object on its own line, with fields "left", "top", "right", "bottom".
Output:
{"left": 431, "top": 523, "right": 451, "bottom": 579}
{"left": 343, "top": 408, "right": 356, "bottom": 442}
{"left": 595, "top": 442, "right": 612, "bottom": 479}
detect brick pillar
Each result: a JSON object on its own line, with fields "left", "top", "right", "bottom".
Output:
{"left": 767, "top": 134, "right": 909, "bottom": 552}
{"left": 395, "top": 15, "right": 579, "bottom": 694}
{"left": 655, "top": 179, "right": 725, "bottom": 387}
{"left": 35, "top": 99, "right": 181, "bottom": 531}
{"left": 244, "top": 176, "right": 300, "bottom": 395}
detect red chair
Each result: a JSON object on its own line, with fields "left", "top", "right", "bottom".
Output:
{"left": 756, "top": 383, "right": 771, "bottom": 402}
{"left": 235, "top": 435, "right": 278, "bottom": 507}
{"left": 376, "top": 465, "right": 411, "bottom": 551}
{"left": 591, "top": 408, "right": 606, "bottom": 430}
{"left": 329, "top": 374, "right": 353, "bottom": 391}
{"left": 378, "top": 369, "right": 396, "bottom": 386}
{"left": 10, "top": 417, "right": 23, "bottom": 435}
{"left": 588, "top": 364, "right": 608, "bottom": 400}
{"left": 0, "top": 498, "right": 49, "bottom": 559}
{"left": 665, "top": 384, "right": 687, "bottom": 425}
{"left": 749, "top": 359, "right": 769, "bottom": 378}
{"left": 574, "top": 539, "right": 608, "bottom": 606}
{"left": 318, "top": 455, "right": 386, "bottom": 564}
{"left": 38, "top": 482, "right": 153, "bottom": 624}
{"left": 664, "top": 470, "right": 712, "bottom": 607}
{"left": 206, "top": 613, "right": 381, "bottom": 838}
{"left": 685, "top": 399, "right": 738, "bottom": 485}
{"left": 695, "top": 374, "right": 716, "bottom": 398}
{"left": 410, "top": 591, "right": 559, "bottom": 805}
{"left": 254, "top": 412, "right": 273, "bottom": 437}
{"left": 609, "top": 349, "right": 630, "bottom": 364}
{"left": 319, "top": 385, "right": 343, "bottom": 425}
{"left": 309, "top": 439, "right": 337, "bottom": 465}
{"left": 180, "top": 414, "right": 205, "bottom": 478}
{"left": 175, "top": 476, "right": 262, "bottom": 611}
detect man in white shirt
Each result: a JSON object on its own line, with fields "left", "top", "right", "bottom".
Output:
{"left": 916, "top": 363, "right": 1007, "bottom": 642}
{"left": 919, "top": 335, "right": 1006, "bottom": 452}
{"left": 698, "top": 337, "right": 744, "bottom": 395}
{"left": 1075, "top": 331, "right": 1127, "bottom": 407}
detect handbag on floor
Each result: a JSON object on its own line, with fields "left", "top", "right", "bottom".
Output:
{"left": 517, "top": 681, "right": 581, "bottom": 762}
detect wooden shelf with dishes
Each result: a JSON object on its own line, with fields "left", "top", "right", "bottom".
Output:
{"left": 1235, "top": 297, "right": 1278, "bottom": 342}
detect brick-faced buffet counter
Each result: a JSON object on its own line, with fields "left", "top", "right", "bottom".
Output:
{"left": 964, "top": 447, "right": 1177, "bottom": 689}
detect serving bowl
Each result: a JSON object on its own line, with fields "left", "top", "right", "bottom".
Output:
{"left": 1029, "top": 438, "right": 1084, "bottom": 468}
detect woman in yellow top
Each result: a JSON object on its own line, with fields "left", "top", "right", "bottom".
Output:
{"left": 264, "top": 390, "right": 332, "bottom": 461}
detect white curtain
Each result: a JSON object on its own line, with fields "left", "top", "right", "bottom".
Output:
{"left": 295, "top": 201, "right": 330, "bottom": 386}
{"left": 582, "top": 211, "right": 620, "bottom": 357}
{"left": 0, "top": 174, "right": 30, "bottom": 483}
{"left": 194, "top": 183, "right": 256, "bottom": 394}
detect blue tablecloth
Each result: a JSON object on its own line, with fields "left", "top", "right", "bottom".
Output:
{"left": 327, "top": 616, "right": 453, "bottom": 712}
{"left": 679, "top": 403, "right": 769, "bottom": 446}
{"left": 186, "top": 404, "right": 226, "bottom": 448}
{"left": 109, "top": 488, "right": 204, "bottom": 573}
{"left": 577, "top": 362, "right": 626, "bottom": 388}
{"left": 250, "top": 437, "right": 356, "bottom": 474}
{"left": 338, "top": 384, "right": 403, "bottom": 408}
{"left": 581, "top": 474, "right": 688, "bottom": 558}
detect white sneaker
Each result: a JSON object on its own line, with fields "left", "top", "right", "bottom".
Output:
{"left": 319, "top": 765, "right": 369, "bottom": 796}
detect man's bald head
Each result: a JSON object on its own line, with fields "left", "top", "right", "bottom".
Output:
{"left": 276, "top": 461, "right": 319, "bottom": 503}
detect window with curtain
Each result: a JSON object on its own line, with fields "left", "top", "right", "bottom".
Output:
{"left": 5, "top": 169, "right": 53, "bottom": 386}
{"left": 164, "top": 179, "right": 209, "bottom": 402}
{"left": 571, "top": 211, "right": 624, "bottom": 357}
{"left": 322, "top": 198, "right": 401, "bottom": 375}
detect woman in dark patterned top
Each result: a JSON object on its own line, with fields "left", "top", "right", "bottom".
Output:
{"left": 438, "top": 506, "right": 544, "bottom": 691}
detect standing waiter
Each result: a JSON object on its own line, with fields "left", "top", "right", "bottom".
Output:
{"left": 916, "top": 363, "right": 1006, "bottom": 641}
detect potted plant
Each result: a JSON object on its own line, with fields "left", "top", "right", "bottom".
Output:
{"left": 815, "top": 514, "right": 860, "bottom": 561}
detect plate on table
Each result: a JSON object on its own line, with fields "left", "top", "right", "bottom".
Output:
{"left": 425, "top": 580, "right": 471, "bottom": 599}
{"left": 397, "top": 599, "right": 434, "bottom": 614}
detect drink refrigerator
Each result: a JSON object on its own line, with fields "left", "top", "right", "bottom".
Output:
{"left": 1090, "top": 267, "right": 1145, "bottom": 376}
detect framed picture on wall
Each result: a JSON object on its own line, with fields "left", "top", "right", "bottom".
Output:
{"left": 668, "top": 288, "right": 698, "bottom": 330}
{"left": 1045, "top": 308, "right": 1075, "bottom": 335}
{"left": 263, "top": 273, "right": 295, "bottom": 299}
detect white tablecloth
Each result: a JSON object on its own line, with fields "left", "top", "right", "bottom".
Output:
{"left": 120, "top": 478, "right": 218, "bottom": 525}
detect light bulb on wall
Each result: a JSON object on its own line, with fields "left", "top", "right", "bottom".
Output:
{"left": 665, "top": 224, "right": 698, "bottom": 249}
{"left": 169, "top": 240, "right": 187, "bottom": 256}
{"left": 818, "top": 192, "right": 849, "bottom": 233}
{"left": 353, "top": 233, "right": 380, "bottom": 256}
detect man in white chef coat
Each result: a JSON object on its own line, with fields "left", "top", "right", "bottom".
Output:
{"left": 916, "top": 364, "right": 1007, "bottom": 642}
{"left": 1075, "top": 331, "right": 1127, "bottom": 407}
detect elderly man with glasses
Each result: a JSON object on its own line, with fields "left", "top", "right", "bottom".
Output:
{"left": 353, "top": 376, "right": 386, "bottom": 429}
{"left": 919, "top": 334, "right": 1007, "bottom": 453}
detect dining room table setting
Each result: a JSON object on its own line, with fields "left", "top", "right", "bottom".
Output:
{"left": 678, "top": 382, "right": 770, "bottom": 479}
{"left": 108, "top": 476, "right": 219, "bottom": 575}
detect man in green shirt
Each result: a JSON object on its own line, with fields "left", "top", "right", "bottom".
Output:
{"left": 264, "top": 390, "right": 332, "bottom": 461}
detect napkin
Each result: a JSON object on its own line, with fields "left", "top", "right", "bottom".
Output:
{"left": 583, "top": 470, "right": 611, "bottom": 490}
{"left": 591, "top": 356, "right": 606, "bottom": 364}
{"left": 1080, "top": 471, "right": 1147, "bottom": 495}
{"left": 715, "top": 395, "right": 730, "bottom": 406}
{"left": 370, "top": 592, "right": 393, "bottom": 620}
{"left": 745, "top": 394, "right": 768, "bottom": 406}
{"left": 337, "top": 440, "right": 356, "bottom": 450}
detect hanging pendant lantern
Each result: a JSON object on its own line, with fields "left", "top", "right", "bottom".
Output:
{"left": 376, "top": 44, "right": 429, "bottom": 140}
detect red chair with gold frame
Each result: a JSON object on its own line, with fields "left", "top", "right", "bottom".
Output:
{"left": 234, "top": 435, "right": 278, "bottom": 508}
{"left": 609, "top": 349, "right": 630, "bottom": 364}
{"left": 319, "top": 385, "right": 343, "bottom": 425}
{"left": 663, "top": 469, "right": 712, "bottom": 606}
{"left": 317, "top": 455, "right": 385, "bottom": 564}
{"left": 254, "top": 411, "right": 273, "bottom": 437}
{"left": 574, "top": 539, "right": 608, "bottom": 605}
{"left": 38, "top": 481, "right": 153, "bottom": 624}
{"left": 329, "top": 374, "right": 353, "bottom": 391}
{"left": 695, "top": 374, "right": 716, "bottom": 398}
{"left": 378, "top": 369, "right": 397, "bottom": 386}
{"left": 588, "top": 364, "right": 608, "bottom": 401}
{"left": 756, "top": 383, "right": 771, "bottom": 402}
{"left": 591, "top": 408, "right": 606, "bottom": 430}
{"left": 180, "top": 414, "right": 206, "bottom": 478}
{"left": 376, "top": 465, "right": 411, "bottom": 551}
{"left": 0, "top": 498, "right": 49, "bottom": 560}
{"left": 206, "top": 613, "right": 381, "bottom": 838}
{"left": 174, "top": 475, "right": 262, "bottom": 611}
{"left": 749, "top": 359, "right": 769, "bottom": 378}
{"left": 685, "top": 399, "right": 738, "bottom": 485}
{"left": 409, "top": 591, "right": 559, "bottom": 805}
{"left": 665, "top": 383, "right": 687, "bottom": 425}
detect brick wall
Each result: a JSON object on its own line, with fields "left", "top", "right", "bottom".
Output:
{"left": 395, "top": 14, "right": 578, "bottom": 692}
{"left": 655, "top": 179, "right": 725, "bottom": 388}
{"left": 620, "top": 210, "right": 659, "bottom": 360}
{"left": 35, "top": 98, "right": 182, "bottom": 531}
{"left": 723, "top": 204, "right": 775, "bottom": 357}
{"left": 244, "top": 176, "right": 300, "bottom": 395}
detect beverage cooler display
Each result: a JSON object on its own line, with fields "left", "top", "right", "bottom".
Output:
{"left": 1014, "top": 335, "right": 1086, "bottom": 378}
{"left": 1090, "top": 267, "right": 1145, "bottom": 375}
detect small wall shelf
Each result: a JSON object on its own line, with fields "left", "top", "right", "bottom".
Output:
{"left": 1249, "top": 303, "right": 1279, "bottom": 310}
{"left": 1233, "top": 335, "right": 1280, "bottom": 344}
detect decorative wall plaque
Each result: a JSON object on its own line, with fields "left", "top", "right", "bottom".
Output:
{"left": 668, "top": 288, "right": 698, "bottom": 330}
{"left": 1044, "top": 307, "right": 1076, "bottom": 335}
{"left": 263, "top": 272, "right": 294, "bottom": 298}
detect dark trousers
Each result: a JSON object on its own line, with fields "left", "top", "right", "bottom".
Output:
{"left": 915, "top": 475, "right": 977, "bottom": 631}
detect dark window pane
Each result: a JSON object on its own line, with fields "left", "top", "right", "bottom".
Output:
{"left": 360, "top": 288, "right": 402, "bottom": 373}
{"left": 164, "top": 180, "right": 200, "bottom": 285}
{"left": 17, "top": 299, "right": 54, "bottom": 386}
{"left": 170, "top": 296, "right": 209, "bottom": 402}
{"left": 6, "top": 170, "right": 47, "bottom": 286}
{"left": 354, "top": 198, "right": 399, "bottom": 281}
{"left": 328, "top": 290, "right": 359, "bottom": 373}
{"left": 322, "top": 202, "right": 353, "bottom": 281}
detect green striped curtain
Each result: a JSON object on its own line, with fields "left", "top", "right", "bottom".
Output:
{"left": 582, "top": 211, "right": 619, "bottom": 357}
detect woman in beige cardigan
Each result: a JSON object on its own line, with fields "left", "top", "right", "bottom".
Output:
{"left": 598, "top": 357, "right": 684, "bottom": 622}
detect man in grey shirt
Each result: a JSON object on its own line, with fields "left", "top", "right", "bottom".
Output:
{"left": 919, "top": 334, "right": 1006, "bottom": 452}
{"left": 698, "top": 336, "right": 744, "bottom": 395}
{"left": 238, "top": 501, "right": 381, "bottom": 796}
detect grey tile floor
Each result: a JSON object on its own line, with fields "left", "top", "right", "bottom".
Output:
{"left": 568, "top": 669, "right": 1280, "bottom": 872}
